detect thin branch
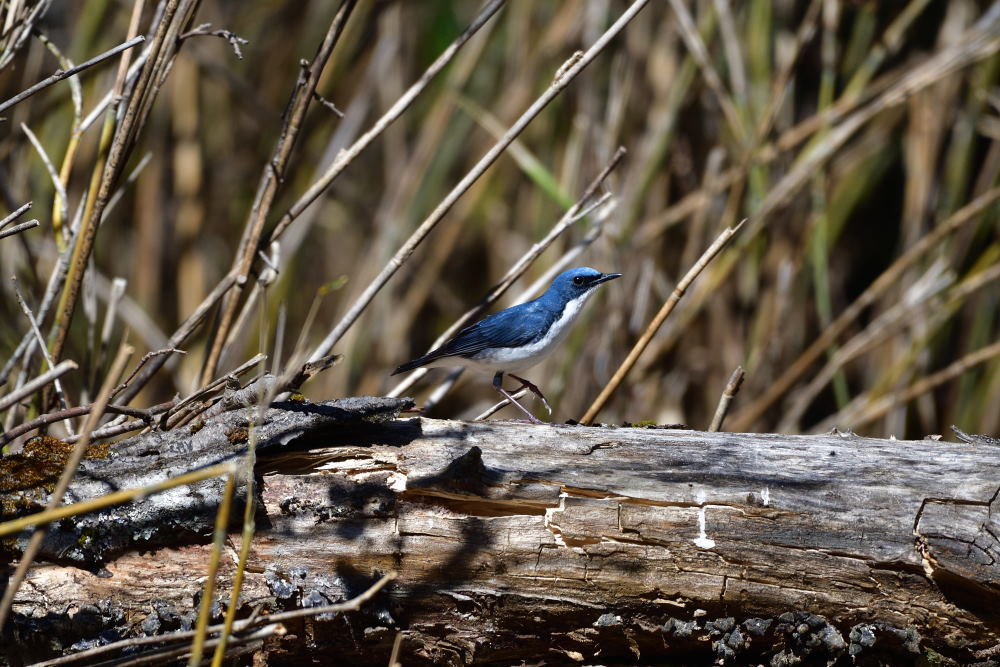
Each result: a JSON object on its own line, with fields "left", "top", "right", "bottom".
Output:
{"left": 0, "top": 35, "right": 145, "bottom": 114}
{"left": 199, "top": 0, "right": 359, "bottom": 385}
{"left": 0, "top": 201, "right": 31, "bottom": 230}
{"left": 21, "top": 122, "right": 68, "bottom": 227}
{"left": 112, "top": 347, "right": 186, "bottom": 399}
{"left": 179, "top": 23, "right": 248, "bottom": 59}
{"left": 708, "top": 366, "right": 745, "bottom": 432}
{"left": 581, "top": 220, "right": 745, "bottom": 424}
{"left": 0, "top": 360, "right": 76, "bottom": 412}
{"left": 11, "top": 276, "right": 74, "bottom": 435}
{"left": 0, "top": 401, "right": 170, "bottom": 447}
{"left": 307, "top": 0, "right": 650, "bottom": 363}
{"left": 0, "top": 219, "right": 38, "bottom": 240}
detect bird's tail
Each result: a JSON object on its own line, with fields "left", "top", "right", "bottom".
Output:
{"left": 391, "top": 356, "right": 432, "bottom": 376}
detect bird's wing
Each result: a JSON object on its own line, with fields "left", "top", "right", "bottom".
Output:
{"left": 436, "top": 302, "right": 550, "bottom": 356}
{"left": 392, "top": 301, "right": 551, "bottom": 374}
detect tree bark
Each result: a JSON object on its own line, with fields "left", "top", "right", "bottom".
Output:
{"left": 3, "top": 400, "right": 999, "bottom": 665}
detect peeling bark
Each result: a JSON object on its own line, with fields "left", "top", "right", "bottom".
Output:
{"left": 2, "top": 402, "right": 999, "bottom": 665}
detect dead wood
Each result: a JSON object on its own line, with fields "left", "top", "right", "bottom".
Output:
{"left": 1, "top": 400, "right": 998, "bottom": 665}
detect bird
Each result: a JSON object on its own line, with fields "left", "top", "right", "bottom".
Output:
{"left": 391, "top": 266, "right": 622, "bottom": 423}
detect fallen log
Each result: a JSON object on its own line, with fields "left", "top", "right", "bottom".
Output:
{"left": 2, "top": 400, "right": 998, "bottom": 665}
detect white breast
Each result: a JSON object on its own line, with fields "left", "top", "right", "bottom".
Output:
{"left": 456, "top": 291, "right": 594, "bottom": 373}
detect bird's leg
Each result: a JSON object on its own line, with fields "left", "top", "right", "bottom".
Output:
{"left": 508, "top": 374, "right": 552, "bottom": 416}
{"left": 493, "top": 372, "right": 545, "bottom": 424}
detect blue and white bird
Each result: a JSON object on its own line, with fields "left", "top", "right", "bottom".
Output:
{"left": 392, "top": 266, "right": 621, "bottom": 423}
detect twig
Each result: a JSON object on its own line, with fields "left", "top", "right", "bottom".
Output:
{"left": 112, "top": 347, "right": 186, "bottom": 399}
{"left": 198, "top": 0, "right": 357, "bottom": 385}
{"left": 0, "top": 35, "right": 145, "bottom": 114}
{"left": 307, "top": 0, "right": 649, "bottom": 363}
{"left": 179, "top": 23, "right": 248, "bottom": 59}
{"left": 0, "top": 360, "right": 76, "bottom": 412}
{"left": 20, "top": 122, "right": 68, "bottom": 227}
{"left": 474, "top": 387, "right": 528, "bottom": 421}
{"left": 0, "top": 344, "right": 132, "bottom": 630}
{"left": 0, "top": 400, "right": 171, "bottom": 446}
{"left": 0, "top": 219, "right": 38, "bottom": 240}
{"left": 0, "top": 201, "right": 31, "bottom": 230}
{"left": 312, "top": 90, "right": 344, "bottom": 117}
{"left": 188, "top": 470, "right": 238, "bottom": 666}
{"left": 708, "top": 366, "right": 745, "bottom": 432}
{"left": 11, "top": 276, "right": 74, "bottom": 435}
{"left": 121, "top": 625, "right": 279, "bottom": 667}
{"left": 64, "top": 416, "right": 149, "bottom": 444}
{"left": 581, "top": 220, "right": 745, "bottom": 425}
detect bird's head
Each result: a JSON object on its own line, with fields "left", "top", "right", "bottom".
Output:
{"left": 546, "top": 267, "right": 622, "bottom": 303}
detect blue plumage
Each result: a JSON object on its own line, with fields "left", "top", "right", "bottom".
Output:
{"left": 392, "top": 267, "right": 621, "bottom": 423}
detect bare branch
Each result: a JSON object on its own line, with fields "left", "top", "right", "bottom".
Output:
{"left": 0, "top": 35, "right": 145, "bottom": 114}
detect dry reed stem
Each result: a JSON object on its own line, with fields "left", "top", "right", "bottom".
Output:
{"left": 48, "top": 0, "right": 198, "bottom": 371}
{"left": 0, "top": 343, "right": 132, "bottom": 629}
{"left": 580, "top": 220, "right": 745, "bottom": 425}
{"left": 708, "top": 365, "right": 745, "bottom": 431}
{"left": 0, "top": 35, "right": 144, "bottom": 114}
{"left": 0, "top": 219, "right": 38, "bottom": 239}
{"left": 199, "top": 0, "right": 358, "bottom": 385}
{"left": 730, "top": 184, "right": 1000, "bottom": 431}
{"left": 0, "top": 359, "right": 76, "bottom": 411}
{"left": 265, "top": 0, "right": 508, "bottom": 247}
{"left": 0, "top": 201, "right": 31, "bottom": 230}
{"left": 188, "top": 470, "right": 238, "bottom": 666}
{"left": 308, "top": 0, "right": 650, "bottom": 364}
{"left": 11, "top": 276, "right": 74, "bottom": 434}
{"left": 816, "top": 338, "right": 1000, "bottom": 433}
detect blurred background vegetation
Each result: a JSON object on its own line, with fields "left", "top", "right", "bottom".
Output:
{"left": 1, "top": 0, "right": 999, "bottom": 439}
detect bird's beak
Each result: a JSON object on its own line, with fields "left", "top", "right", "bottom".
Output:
{"left": 593, "top": 272, "right": 622, "bottom": 286}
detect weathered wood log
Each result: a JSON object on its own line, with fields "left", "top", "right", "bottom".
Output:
{"left": 2, "top": 400, "right": 999, "bottom": 665}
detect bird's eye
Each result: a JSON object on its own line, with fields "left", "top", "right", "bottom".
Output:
{"left": 573, "top": 276, "right": 585, "bottom": 286}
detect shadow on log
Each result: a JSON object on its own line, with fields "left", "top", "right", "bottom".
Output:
{"left": 2, "top": 399, "right": 999, "bottom": 665}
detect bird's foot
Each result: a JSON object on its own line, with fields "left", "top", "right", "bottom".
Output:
{"left": 508, "top": 374, "right": 552, "bottom": 416}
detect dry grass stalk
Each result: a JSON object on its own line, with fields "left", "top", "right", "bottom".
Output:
{"left": 581, "top": 220, "right": 745, "bottom": 424}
